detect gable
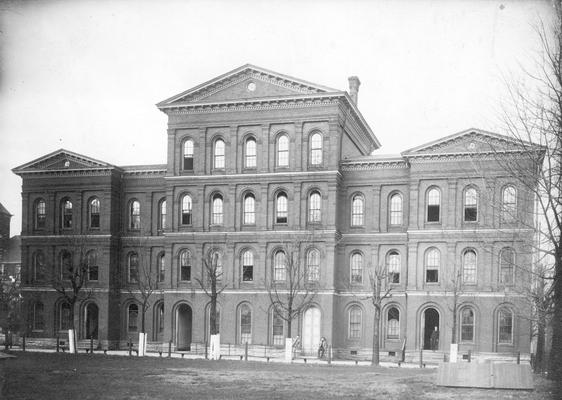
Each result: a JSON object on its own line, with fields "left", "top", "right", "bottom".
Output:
{"left": 12, "top": 149, "right": 114, "bottom": 174}
{"left": 402, "top": 129, "right": 536, "bottom": 156}
{"left": 157, "top": 64, "right": 338, "bottom": 107}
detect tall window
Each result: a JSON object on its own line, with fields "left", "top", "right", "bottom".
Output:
{"left": 310, "top": 132, "right": 322, "bottom": 165}
{"left": 158, "top": 199, "right": 166, "bottom": 231}
{"left": 460, "top": 307, "right": 475, "bottom": 342}
{"left": 387, "top": 251, "right": 400, "bottom": 284}
{"left": 351, "top": 194, "right": 364, "bottom": 226}
{"left": 62, "top": 199, "right": 73, "bottom": 228}
{"left": 243, "top": 194, "right": 255, "bottom": 225}
{"left": 211, "top": 194, "right": 223, "bottom": 225}
{"left": 33, "top": 251, "right": 45, "bottom": 282}
{"left": 272, "top": 310, "right": 284, "bottom": 346}
{"left": 181, "top": 195, "right": 192, "bottom": 225}
{"left": 348, "top": 306, "right": 362, "bottom": 339}
{"left": 128, "top": 304, "right": 138, "bottom": 333}
{"left": 158, "top": 253, "right": 165, "bottom": 283}
{"left": 58, "top": 302, "right": 72, "bottom": 331}
{"left": 387, "top": 307, "right": 400, "bottom": 339}
{"left": 179, "top": 250, "right": 191, "bottom": 281}
{"left": 276, "top": 192, "right": 288, "bottom": 224}
{"left": 502, "top": 185, "right": 517, "bottom": 220}
{"left": 130, "top": 200, "right": 140, "bottom": 230}
{"left": 183, "top": 139, "right": 194, "bottom": 170}
{"left": 86, "top": 250, "right": 98, "bottom": 281}
{"left": 242, "top": 250, "right": 254, "bottom": 282}
{"left": 30, "top": 302, "right": 45, "bottom": 331}
{"left": 214, "top": 139, "right": 225, "bottom": 169}
{"left": 426, "top": 188, "right": 441, "bottom": 222}
{"left": 89, "top": 198, "right": 100, "bottom": 228}
{"left": 245, "top": 137, "right": 257, "bottom": 168}
{"left": 462, "top": 249, "right": 477, "bottom": 284}
{"left": 308, "top": 191, "right": 321, "bottom": 223}
{"left": 350, "top": 252, "right": 363, "bottom": 284}
{"left": 239, "top": 304, "right": 252, "bottom": 344}
{"left": 156, "top": 303, "right": 164, "bottom": 336}
{"left": 35, "top": 199, "right": 46, "bottom": 229}
{"left": 464, "top": 188, "right": 478, "bottom": 222}
{"left": 425, "top": 248, "right": 440, "bottom": 283}
{"left": 498, "top": 308, "right": 513, "bottom": 344}
{"left": 60, "top": 251, "right": 72, "bottom": 281}
{"left": 274, "top": 250, "right": 286, "bottom": 281}
{"left": 389, "top": 193, "right": 403, "bottom": 225}
{"left": 500, "top": 248, "right": 515, "bottom": 285}
{"left": 306, "top": 248, "right": 320, "bottom": 282}
{"left": 277, "top": 134, "right": 289, "bottom": 167}
{"left": 128, "top": 252, "right": 139, "bottom": 283}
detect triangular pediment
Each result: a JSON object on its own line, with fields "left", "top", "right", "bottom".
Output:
{"left": 402, "top": 129, "right": 538, "bottom": 156}
{"left": 157, "top": 64, "right": 339, "bottom": 107}
{"left": 12, "top": 149, "right": 114, "bottom": 174}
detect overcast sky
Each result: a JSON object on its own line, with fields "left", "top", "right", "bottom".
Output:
{"left": 0, "top": 0, "right": 554, "bottom": 235}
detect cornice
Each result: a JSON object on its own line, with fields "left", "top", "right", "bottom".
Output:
{"left": 164, "top": 169, "right": 341, "bottom": 181}
{"left": 122, "top": 169, "right": 167, "bottom": 178}
{"left": 14, "top": 168, "right": 115, "bottom": 177}
{"left": 340, "top": 160, "right": 408, "bottom": 171}
{"left": 405, "top": 150, "right": 538, "bottom": 163}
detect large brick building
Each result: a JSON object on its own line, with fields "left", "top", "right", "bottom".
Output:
{"left": 13, "top": 65, "right": 537, "bottom": 358}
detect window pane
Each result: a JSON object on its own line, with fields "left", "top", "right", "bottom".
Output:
{"left": 159, "top": 199, "right": 166, "bottom": 230}
{"left": 276, "top": 193, "right": 288, "bottom": 223}
{"left": 309, "top": 192, "right": 321, "bottom": 223}
{"left": 500, "top": 248, "right": 515, "bottom": 285}
{"left": 62, "top": 200, "right": 73, "bottom": 228}
{"left": 427, "top": 189, "right": 440, "bottom": 222}
{"left": 181, "top": 195, "right": 192, "bottom": 225}
{"left": 425, "top": 249, "right": 440, "bottom": 283}
{"left": 128, "top": 304, "right": 138, "bottom": 332}
{"left": 349, "top": 307, "right": 362, "bottom": 338}
{"left": 274, "top": 251, "right": 286, "bottom": 281}
{"left": 277, "top": 135, "right": 289, "bottom": 166}
{"left": 310, "top": 133, "right": 322, "bottom": 165}
{"left": 212, "top": 195, "right": 223, "bottom": 225}
{"left": 158, "top": 254, "right": 165, "bottom": 282}
{"left": 243, "top": 194, "right": 255, "bottom": 225}
{"left": 245, "top": 138, "right": 256, "bottom": 168}
{"left": 464, "top": 188, "right": 478, "bottom": 222}
{"left": 36, "top": 199, "right": 46, "bottom": 229}
{"left": 180, "top": 251, "right": 191, "bottom": 281}
{"left": 272, "top": 312, "right": 284, "bottom": 346}
{"left": 214, "top": 139, "right": 225, "bottom": 169}
{"left": 306, "top": 249, "right": 320, "bottom": 281}
{"left": 351, "top": 195, "right": 364, "bottom": 226}
{"left": 462, "top": 250, "right": 477, "bottom": 283}
{"left": 390, "top": 194, "right": 403, "bottom": 225}
{"left": 502, "top": 186, "right": 517, "bottom": 219}
{"left": 387, "top": 252, "right": 400, "bottom": 283}
{"left": 184, "top": 140, "right": 194, "bottom": 170}
{"left": 240, "top": 306, "right": 252, "bottom": 344}
{"left": 461, "top": 308, "right": 474, "bottom": 342}
{"left": 242, "top": 251, "right": 253, "bottom": 281}
{"left": 387, "top": 307, "right": 400, "bottom": 339}
{"left": 351, "top": 253, "right": 363, "bottom": 283}
{"left": 129, "top": 253, "right": 138, "bottom": 283}
{"left": 498, "top": 309, "right": 513, "bottom": 343}
{"left": 130, "top": 200, "right": 140, "bottom": 230}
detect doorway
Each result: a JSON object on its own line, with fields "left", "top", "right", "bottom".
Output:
{"left": 302, "top": 307, "right": 321, "bottom": 355}
{"left": 83, "top": 303, "right": 98, "bottom": 340}
{"left": 176, "top": 304, "right": 192, "bottom": 351}
{"left": 423, "top": 308, "right": 440, "bottom": 350}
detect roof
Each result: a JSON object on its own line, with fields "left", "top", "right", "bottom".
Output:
{"left": 0, "top": 203, "right": 11, "bottom": 216}
{"left": 3, "top": 236, "right": 20, "bottom": 263}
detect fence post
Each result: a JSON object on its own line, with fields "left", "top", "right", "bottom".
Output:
{"left": 419, "top": 348, "right": 423, "bottom": 368}
{"left": 22, "top": 335, "right": 26, "bottom": 352}
{"left": 205, "top": 341, "right": 208, "bottom": 360}
{"left": 128, "top": 337, "right": 132, "bottom": 356}
{"left": 56, "top": 335, "right": 60, "bottom": 353}
{"left": 327, "top": 345, "right": 332, "bottom": 365}
{"left": 90, "top": 336, "right": 94, "bottom": 353}
{"left": 168, "top": 340, "right": 172, "bottom": 358}
{"left": 468, "top": 350, "right": 471, "bottom": 363}
{"left": 517, "top": 351, "right": 521, "bottom": 364}
{"left": 228, "top": 343, "right": 231, "bottom": 356}
{"left": 245, "top": 342, "right": 248, "bottom": 361}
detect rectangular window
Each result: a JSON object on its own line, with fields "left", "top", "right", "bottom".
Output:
{"left": 426, "top": 269, "right": 438, "bottom": 283}
{"left": 88, "top": 266, "right": 99, "bottom": 281}
{"left": 272, "top": 314, "right": 284, "bottom": 346}
{"left": 180, "top": 265, "right": 191, "bottom": 281}
{"left": 427, "top": 205, "right": 439, "bottom": 222}
{"left": 243, "top": 265, "right": 253, "bottom": 281}
{"left": 498, "top": 311, "right": 513, "bottom": 344}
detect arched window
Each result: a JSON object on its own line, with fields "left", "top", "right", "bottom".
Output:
{"left": 350, "top": 252, "right": 363, "bottom": 284}
{"left": 348, "top": 306, "right": 362, "bottom": 339}
{"left": 502, "top": 185, "right": 517, "bottom": 219}
{"left": 389, "top": 193, "right": 403, "bottom": 225}
{"left": 61, "top": 199, "right": 73, "bottom": 229}
{"left": 498, "top": 308, "right": 513, "bottom": 344}
{"left": 271, "top": 309, "right": 284, "bottom": 346}
{"left": 86, "top": 250, "right": 98, "bottom": 281}
{"left": 351, "top": 194, "right": 364, "bottom": 226}
{"left": 425, "top": 248, "right": 440, "bottom": 283}
{"left": 239, "top": 304, "right": 252, "bottom": 344}
{"left": 387, "top": 251, "right": 400, "bottom": 284}
{"left": 310, "top": 132, "right": 322, "bottom": 165}
{"left": 183, "top": 139, "right": 194, "bottom": 170}
{"left": 33, "top": 251, "right": 45, "bottom": 282}
{"left": 158, "top": 253, "right": 165, "bottom": 283}
{"left": 277, "top": 134, "right": 289, "bottom": 167}
{"left": 128, "top": 252, "right": 139, "bottom": 283}
{"left": 214, "top": 139, "right": 225, "bottom": 169}
{"left": 128, "top": 304, "right": 138, "bottom": 333}
{"left": 245, "top": 137, "right": 257, "bottom": 168}
{"left": 181, "top": 195, "right": 192, "bottom": 225}
{"left": 460, "top": 307, "right": 475, "bottom": 342}
{"left": 275, "top": 192, "right": 288, "bottom": 224}
{"left": 35, "top": 199, "right": 46, "bottom": 229}
{"left": 58, "top": 301, "right": 72, "bottom": 332}
{"left": 306, "top": 248, "right": 320, "bottom": 282}
{"left": 387, "top": 307, "right": 400, "bottom": 339}
{"left": 462, "top": 249, "right": 477, "bottom": 284}
{"left": 30, "top": 302, "right": 45, "bottom": 331}
{"left": 89, "top": 198, "right": 100, "bottom": 228}
{"left": 211, "top": 194, "right": 223, "bottom": 225}
{"left": 308, "top": 191, "right": 321, "bottom": 223}
{"left": 464, "top": 188, "right": 478, "bottom": 222}
{"left": 129, "top": 200, "right": 140, "bottom": 230}
{"left": 426, "top": 188, "right": 441, "bottom": 222}
{"left": 242, "top": 250, "right": 254, "bottom": 282}
{"left": 158, "top": 199, "right": 166, "bottom": 231}
{"left": 60, "top": 250, "right": 72, "bottom": 281}
{"left": 274, "top": 250, "right": 286, "bottom": 281}
{"left": 500, "top": 248, "right": 515, "bottom": 285}
{"left": 179, "top": 250, "right": 191, "bottom": 281}
{"left": 243, "top": 193, "right": 255, "bottom": 225}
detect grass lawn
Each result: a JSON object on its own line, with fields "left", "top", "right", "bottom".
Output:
{"left": 0, "top": 352, "right": 556, "bottom": 400}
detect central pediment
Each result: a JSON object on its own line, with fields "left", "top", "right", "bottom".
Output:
{"left": 157, "top": 64, "right": 339, "bottom": 107}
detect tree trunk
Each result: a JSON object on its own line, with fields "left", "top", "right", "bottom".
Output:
{"left": 451, "top": 301, "right": 457, "bottom": 344}
{"left": 536, "top": 314, "right": 546, "bottom": 373}
{"left": 210, "top": 294, "right": 217, "bottom": 335}
{"left": 372, "top": 307, "right": 380, "bottom": 366}
{"left": 549, "top": 250, "right": 562, "bottom": 382}
{"left": 287, "top": 304, "right": 292, "bottom": 339}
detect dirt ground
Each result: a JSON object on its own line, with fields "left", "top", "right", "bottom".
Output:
{"left": 0, "top": 352, "right": 556, "bottom": 400}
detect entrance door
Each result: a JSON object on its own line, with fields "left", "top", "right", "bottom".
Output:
{"left": 84, "top": 303, "right": 98, "bottom": 339}
{"left": 302, "top": 307, "right": 321, "bottom": 354}
{"left": 423, "top": 308, "right": 440, "bottom": 350}
{"left": 176, "top": 304, "right": 192, "bottom": 351}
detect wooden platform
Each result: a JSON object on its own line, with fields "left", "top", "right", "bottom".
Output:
{"left": 436, "top": 362, "right": 533, "bottom": 390}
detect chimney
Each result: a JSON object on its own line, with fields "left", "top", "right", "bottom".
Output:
{"left": 348, "top": 76, "right": 361, "bottom": 105}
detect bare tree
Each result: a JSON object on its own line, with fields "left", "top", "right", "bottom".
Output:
{"left": 0, "top": 275, "right": 22, "bottom": 342}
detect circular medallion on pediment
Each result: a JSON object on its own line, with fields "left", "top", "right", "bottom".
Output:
{"left": 247, "top": 82, "right": 256, "bottom": 92}
{"left": 468, "top": 142, "right": 476, "bottom": 150}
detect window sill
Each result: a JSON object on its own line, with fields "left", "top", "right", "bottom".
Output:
{"left": 242, "top": 167, "right": 257, "bottom": 173}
